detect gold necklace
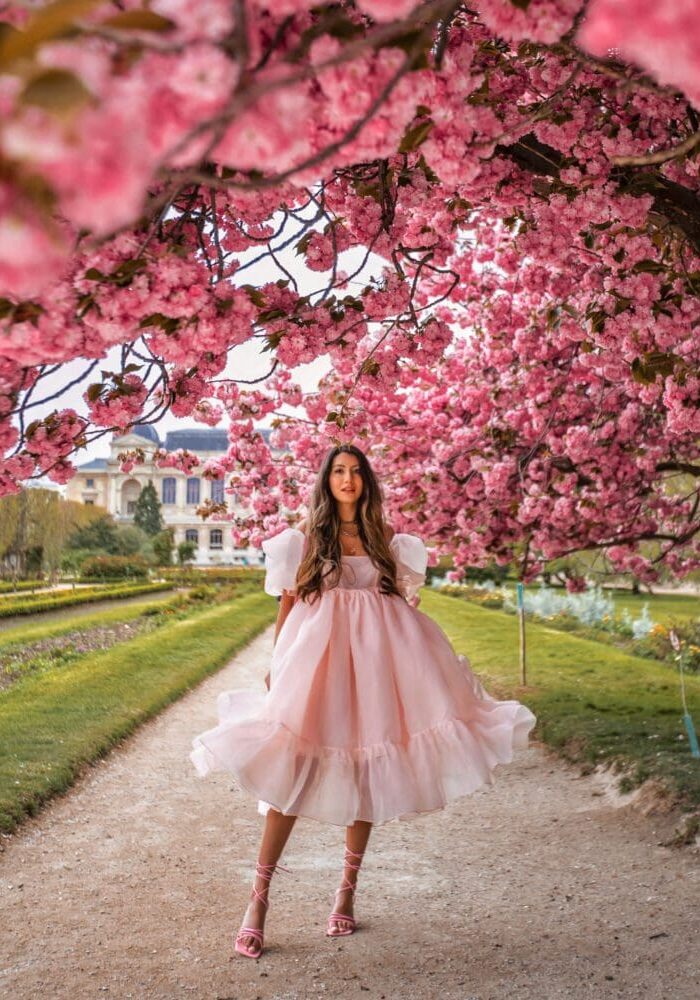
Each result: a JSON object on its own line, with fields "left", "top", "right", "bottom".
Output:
{"left": 339, "top": 520, "right": 363, "bottom": 555}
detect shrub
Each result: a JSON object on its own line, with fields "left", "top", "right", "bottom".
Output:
{"left": 161, "top": 566, "right": 264, "bottom": 585}
{"left": 80, "top": 555, "right": 150, "bottom": 580}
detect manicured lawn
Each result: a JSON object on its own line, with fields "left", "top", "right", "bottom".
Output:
{"left": 421, "top": 590, "right": 700, "bottom": 811}
{"left": 607, "top": 591, "right": 699, "bottom": 624}
{"left": 0, "top": 595, "right": 178, "bottom": 652}
{"left": 0, "top": 592, "right": 277, "bottom": 834}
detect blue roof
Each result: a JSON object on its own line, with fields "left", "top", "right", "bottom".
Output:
{"left": 79, "top": 458, "right": 108, "bottom": 470}
{"left": 165, "top": 429, "right": 230, "bottom": 452}
{"left": 131, "top": 423, "right": 160, "bottom": 443}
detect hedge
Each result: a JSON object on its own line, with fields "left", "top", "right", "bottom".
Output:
{"left": 0, "top": 582, "right": 173, "bottom": 619}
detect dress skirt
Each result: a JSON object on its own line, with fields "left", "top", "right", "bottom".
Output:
{"left": 190, "top": 535, "right": 537, "bottom": 827}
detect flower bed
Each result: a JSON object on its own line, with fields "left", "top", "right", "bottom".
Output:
{"left": 435, "top": 580, "right": 700, "bottom": 672}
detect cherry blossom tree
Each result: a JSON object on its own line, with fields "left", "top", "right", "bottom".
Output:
{"left": 2, "top": 1, "right": 700, "bottom": 583}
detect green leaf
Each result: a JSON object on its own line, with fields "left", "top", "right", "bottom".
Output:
{"left": 360, "top": 358, "right": 381, "bottom": 377}
{"left": 261, "top": 331, "right": 283, "bottom": 353}
{"left": 84, "top": 268, "right": 104, "bottom": 282}
{"left": 589, "top": 310, "right": 606, "bottom": 334}
{"left": 86, "top": 382, "right": 103, "bottom": 402}
{"left": 295, "top": 233, "right": 312, "bottom": 256}
{"left": 257, "top": 308, "right": 286, "bottom": 323}
{"left": 399, "top": 118, "right": 434, "bottom": 154}
{"left": 13, "top": 301, "right": 44, "bottom": 325}
{"left": 242, "top": 285, "right": 266, "bottom": 308}
{"left": 631, "top": 258, "right": 665, "bottom": 274}
{"left": 100, "top": 11, "right": 175, "bottom": 32}
{"left": 631, "top": 351, "right": 677, "bottom": 384}
{"left": 138, "top": 313, "right": 179, "bottom": 335}
{"left": 612, "top": 294, "right": 632, "bottom": 315}
{"left": 353, "top": 181, "right": 382, "bottom": 203}
{"left": 0, "top": 0, "right": 99, "bottom": 69}
{"left": 21, "top": 68, "right": 92, "bottom": 114}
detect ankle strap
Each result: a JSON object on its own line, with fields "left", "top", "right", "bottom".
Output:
{"left": 255, "top": 861, "right": 293, "bottom": 881}
{"left": 343, "top": 847, "right": 365, "bottom": 872}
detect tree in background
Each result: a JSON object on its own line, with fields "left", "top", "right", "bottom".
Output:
{"left": 177, "top": 540, "right": 197, "bottom": 566}
{"left": 133, "top": 482, "right": 163, "bottom": 537}
{"left": 0, "top": 490, "right": 104, "bottom": 579}
{"left": 67, "top": 514, "right": 119, "bottom": 554}
{"left": 152, "top": 528, "right": 175, "bottom": 567}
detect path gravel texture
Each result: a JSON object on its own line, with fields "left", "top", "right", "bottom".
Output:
{"left": 1, "top": 625, "right": 699, "bottom": 1000}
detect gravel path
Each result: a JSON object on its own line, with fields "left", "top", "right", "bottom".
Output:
{"left": 1, "top": 625, "right": 699, "bottom": 1000}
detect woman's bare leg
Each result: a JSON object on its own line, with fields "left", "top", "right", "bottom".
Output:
{"left": 237, "top": 807, "right": 297, "bottom": 951}
{"left": 327, "top": 819, "right": 372, "bottom": 935}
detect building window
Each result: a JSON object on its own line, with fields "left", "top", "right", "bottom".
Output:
{"left": 85, "top": 477, "right": 94, "bottom": 488}
{"left": 186, "top": 477, "right": 200, "bottom": 504}
{"left": 126, "top": 501, "right": 137, "bottom": 515}
{"left": 185, "top": 529, "right": 199, "bottom": 544}
{"left": 211, "top": 477, "right": 225, "bottom": 504}
{"left": 85, "top": 499, "right": 95, "bottom": 506}
{"left": 209, "top": 528, "right": 223, "bottom": 549}
{"left": 162, "top": 477, "right": 176, "bottom": 505}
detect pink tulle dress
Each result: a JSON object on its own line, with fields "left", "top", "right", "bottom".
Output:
{"left": 189, "top": 528, "right": 537, "bottom": 827}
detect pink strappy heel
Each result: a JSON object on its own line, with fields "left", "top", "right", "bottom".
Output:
{"left": 326, "top": 846, "right": 365, "bottom": 937}
{"left": 234, "top": 860, "right": 292, "bottom": 958}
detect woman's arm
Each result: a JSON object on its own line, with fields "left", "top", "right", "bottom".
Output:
{"left": 274, "top": 591, "right": 296, "bottom": 645}
{"left": 265, "top": 518, "right": 307, "bottom": 690}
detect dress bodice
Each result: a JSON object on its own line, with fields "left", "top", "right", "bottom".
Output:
{"left": 336, "top": 554, "right": 382, "bottom": 590}
{"left": 261, "top": 527, "right": 428, "bottom": 602}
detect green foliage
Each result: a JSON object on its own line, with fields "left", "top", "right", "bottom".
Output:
{"left": 161, "top": 566, "right": 264, "bottom": 585}
{"left": 80, "top": 554, "right": 150, "bottom": 580}
{"left": 0, "top": 594, "right": 277, "bottom": 834}
{"left": 67, "top": 513, "right": 119, "bottom": 553}
{"left": 0, "top": 488, "right": 105, "bottom": 577}
{"left": 133, "top": 481, "right": 163, "bottom": 536}
{"left": 152, "top": 527, "right": 174, "bottom": 566}
{"left": 177, "top": 540, "right": 197, "bottom": 565}
{"left": 0, "top": 596, "right": 179, "bottom": 653}
{"left": 189, "top": 584, "right": 217, "bottom": 601}
{"left": 0, "top": 579, "right": 44, "bottom": 594}
{"left": 113, "top": 524, "right": 149, "bottom": 556}
{"left": 421, "top": 591, "right": 700, "bottom": 811}
{"left": 0, "top": 582, "right": 170, "bottom": 618}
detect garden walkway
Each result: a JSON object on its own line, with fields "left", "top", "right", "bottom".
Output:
{"left": 1, "top": 626, "right": 698, "bottom": 999}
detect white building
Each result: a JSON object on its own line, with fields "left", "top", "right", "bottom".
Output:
{"left": 66, "top": 424, "right": 274, "bottom": 567}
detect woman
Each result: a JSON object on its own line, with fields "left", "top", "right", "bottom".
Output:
{"left": 190, "top": 444, "right": 537, "bottom": 958}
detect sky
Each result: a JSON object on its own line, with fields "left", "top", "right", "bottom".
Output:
{"left": 29, "top": 204, "right": 378, "bottom": 469}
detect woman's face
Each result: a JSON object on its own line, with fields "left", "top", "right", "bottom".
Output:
{"left": 328, "top": 452, "right": 364, "bottom": 506}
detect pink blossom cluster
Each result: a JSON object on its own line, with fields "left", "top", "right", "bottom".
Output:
{"left": 3, "top": 2, "right": 700, "bottom": 580}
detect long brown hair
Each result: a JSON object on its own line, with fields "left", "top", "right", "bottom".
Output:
{"left": 295, "top": 444, "right": 402, "bottom": 604}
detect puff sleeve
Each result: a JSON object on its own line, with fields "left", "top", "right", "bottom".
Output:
{"left": 390, "top": 532, "right": 428, "bottom": 602}
{"left": 261, "top": 528, "right": 305, "bottom": 596}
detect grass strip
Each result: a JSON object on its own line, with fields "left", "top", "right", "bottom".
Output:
{"left": 421, "top": 590, "right": 700, "bottom": 812}
{"left": 0, "top": 592, "right": 277, "bottom": 834}
{"left": 0, "top": 596, "right": 177, "bottom": 652}
{"left": 0, "top": 582, "right": 172, "bottom": 618}
{"left": 606, "top": 591, "right": 699, "bottom": 623}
